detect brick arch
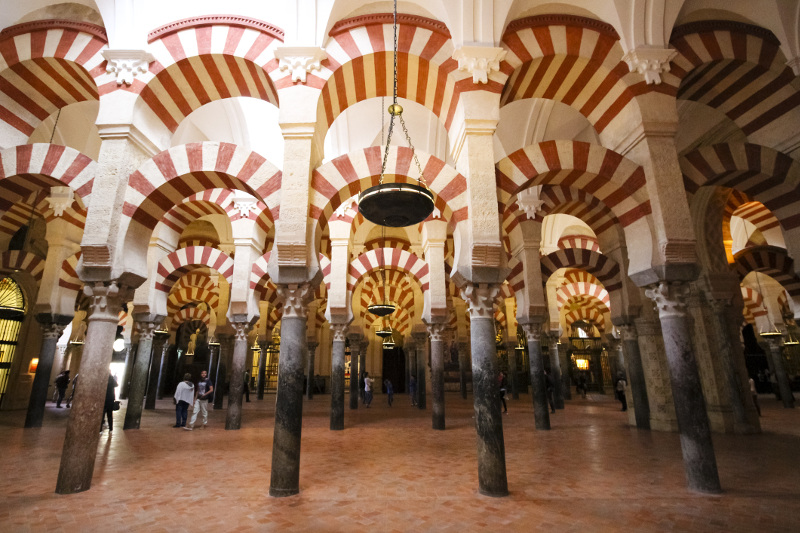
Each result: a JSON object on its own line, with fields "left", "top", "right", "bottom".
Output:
{"left": 0, "top": 250, "right": 44, "bottom": 282}
{"left": 348, "top": 248, "right": 429, "bottom": 292}
{"left": 135, "top": 16, "right": 283, "bottom": 132}
{"left": 310, "top": 146, "right": 467, "bottom": 233}
{"left": 359, "top": 270, "right": 418, "bottom": 320}
{"left": 500, "top": 15, "right": 644, "bottom": 135}
{"left": 668, "top": 21, "right": 799, "bottom": 138}
{"left": 171, "top": 306, "right": 211, "bottom": 330}
{"left": 681, "top": 143, "right": 800, "bottom": 232}
{"left": 564, "top": 307, "right": 607, "bottom": 331}
{"left": 167, "top": 287, "right": 221, "bottom": 316}
{"left": 733, "top": 245, "right": 800, "bottom": 298}
{"left": 58, "top": 250, "right": 82, "bottom": 292}
{"left": 0, "top": 189, "right": 87, "bottom": 238}
{"left": 496, "top": 141, "right": 649, "bottom": 230}
{"left": 174, "top": 272, "right": 218, "bottom": 293}
{"left": 161, "top": 196, "right": 230, "bottom": 236}
{"left": 563, "top": 268, "right": 602, "bottom": 286}
{"left": 558, "top": 234, "right": 600, "bottom": 253}
{"left": 557, "top": 282, "right": 610, "bottom": 310}
{"left": 540, "top": 248, "right": 622, "bottom": 293}
{"left": 123, "top": 142, "right": 281, "bottom": 232}
{"left": 0, "top": 21, "right": 108, "bottom": 142}
{"left": 740, "top": 286, "right": 768, "bottom": 325}
{"left": 154, "top": 246, "right": 234, "bottom": 294}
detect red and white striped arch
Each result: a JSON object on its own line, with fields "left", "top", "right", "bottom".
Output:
{"left": 681, "top": 143, "right": 800, "bottom": 231}
{"left": 0, "top": 250, "right": 44, "bottom": 282}
{"left": 776, "top": 290, "right": 791, "bottom": 318}
{"left": 733, "top": 245, "right": 800, "bottom": 297}
{"left": 319, "top": 14, "right": 486, "bottom": 136}
{"left": 500, "top": 15, "right": 645, "bottom": 134}
{"left": 564, "top": 307, "right": 606, "bottom": 331}
{"left": 137, "top": 16, "right": 283, "bottom": 132}
{"left": 174, "top": 272, "right": 218, "bottom": 293}
{"left": 0, "top": 189, "right": 87, "bottom": 237}
{"left": 505, "top": 258, "right": 524, "bottom": 294}
{"left": 557, "top": 282, "right": 609, "bottom": 310}
{"left": 0, "top": 21, "right": 108, "bottom": 142}
{"left": 563, "top": 268, "right": 602, "bottom": 286}
{"left": 348, "top": 248, "right": 429, "bottom": 292}
{"left": 123, "top": 142, "right": 281, "bottom": 232}
{"left": 250, "top": 252, "right": 277, "bottom": 303}
{"left": 363, "top": 235, "right": 413, "bottom": 253}
{"left": 541, "top": 248, "right": 622, "bottom": 292}
{"left": 171, "top": 306, "right": 211, "bottom": 330}
{"left": 58, "top": 250, "right": 82, "bottom": 292}
{"left": 668, "top": 21, "right": 800, "bottom": 138}
{"left": 740, "top": 286, "right": 768, "bottom": 325}
{"left": 721, "top": 189, "right": 782, "bottom": 251}
{"left": 558, "top": 234, "right": 600, "bottom": 253}
{"left": 167, "top": 287, "right": 220, "bottom": 316}
{"left": 358, "top": 272, "right": 418, "bottom": 318}
{"left": 154, "top": 246, "right": 234, "bottom": 294}
{"left": 496, "top": 141, "right": 649, "bottom": 229}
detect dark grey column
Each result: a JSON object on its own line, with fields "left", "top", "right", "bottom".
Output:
{"left": 330, "top": 323, "right": 348, "bottom": 430}
{"left": 555, "top": 340, "right": 569, "bottom": 400}
{"left": 505, "top": 341, "right": 520, "bottom": 400}
{"left": 413, "top": 331, "right": 427, "bottom": 409}
{"left": 429, "top": 324, "right": 446, "bottom": 430}
{"left": 359, "top": 340, "right": 368, "bottom": 403}
{"left": 215, "top": 334, "right": 232, "bottom": 409}
{"left": 347, "top": 333, "right": 361, "bottom": 410}
{"left": 767, "top": 337, "right": 795, "bottom": 408}
{"left": 270, "top": 284, "right": 311, "bottom": 497}
{"left": 147, "top": 333, "right": 166, "bottom": 409}
{"left": 463, "top": 284, "right": 507, "bottom": 497}
{"left": 124, "top": 319, "right": 161, "bottom": 430}
{"left": 225, "top": 322, "right": 251, "bottom": 430}
{"left": 646, "top": 282, "right": 721, "bottom": 494}
{"left": 256, "top": 339, "right": 267, "bottom": 400}
{"left": 458, "top": 340, "right": 469, "bottom": 398}
{"left": 522, "top": 321, "right": 550, "bottom": 430}
{"left": 119, "top": 342, "right": 134, "bottom": 399}
{"left": 404, "top": 339, "right": 413, "bottom": 392}
{"left": 306, "top": 340, "right": 318, "bottom": 399}
{"left": 619, "top": 323, "right": 650, "bottom": 429}
{"left": 56, "top": 280, "right": 134, "bottom": 494}
{"left": 156, "top": 341, "right": 170, "bottom": 399}
{"left": 548, "top": 333, "right": 564, "bottom": 409}
{"left": 25, "top": 315, "right": 71, "bottom": 428}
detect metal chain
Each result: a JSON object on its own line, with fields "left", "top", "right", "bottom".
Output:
{"left": 398, "top": 114, "right": 428, "bottom": 187}
{"left": 393, "top": 0, "right": 398, "bottom": 104}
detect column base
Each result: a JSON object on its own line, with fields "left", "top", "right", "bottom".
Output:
{"left": 478, "top": 487, "right": 509, "bottom": 498}
{"left": 269, "top": 486, "right": 300, "bottom": 498}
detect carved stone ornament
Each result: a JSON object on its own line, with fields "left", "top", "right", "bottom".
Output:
{"left": 461, "top": 283, "right": 500, "bottom": 319}
{"left": 515, "top": 185, "right": 545, "bottom": 220}
{"left": 41, "top": 322, "right": 67, "bottom": 340}
{"left": 622, "top": 47, "right": 678, "bottom": 85}
{"left": 645, "top": 281, "right": 690, "bottom": 319}
{"left": 331, "top": 323, "right": 349, "bottom": 342}
{"left": 276, "top": 283, "right": 314, "bottom": 319}
{"left": 452, "top": 46, "right": 507, "bottom": 84}
{"left": 618, "top": 323, "right": 638, "bottom": 342}
{"left": 230, "top": 322, "right": 251, "bottom": 342}
{"left": 521, "top": 322, "right": 542, "bottom": 343}
{"left": 274, "top": 46, "right": 327, "bottom": 83}
{"left": 83, "top": 281, "right": 134, "bottom": 322}
{"left": 427, "top": 323, "right": 446, "bottom": 342}
{"left": 232, "top": 195, "right": 258, "bottom": 219}
{"left": 786, "top": 56, "right": 800, "bottom": 77}
{"left": 46, "top": 186, "right": 74, "bottom": 217}
{"left": 307, "top": 340, "right": 319, "bottom": 352}
{"left": 135, "top": 321, "right": 159, "bottom": 342}
{"left": 102, "top": 49, "right": 155, "bottom": 86}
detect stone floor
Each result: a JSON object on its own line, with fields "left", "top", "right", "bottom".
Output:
{"left": 1, "top": 390, "right": 799, "bottom": 532}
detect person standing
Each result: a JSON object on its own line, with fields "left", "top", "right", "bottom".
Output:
{"left": 54, "top": 370, "right": 70, "bottom": 408}
{"left": 616, "top": 375, "right": 628, "bottom": 412}
{"left": 749, "top": 377, "right": 761, "bottom": 417}
{"left": 384, "top": 379, "right": 394, "bottom": 407}
{"left": 187, "top": 370, "right": 214, "bottom": 430}
{"left": 101, "top": 374, "right": 118, "bottom": 432}
{"left": 173, "top": 373, "right": 194, "bottom": 428}
{"left": 498, "top": 371, "right": 508, "bottom": 414}
{"left": 364, "top": 372, "right": 374, "bottom": 408}
{"left": 409, "top": 375, "right": 417, "bottom": 406}
{"left": 544, "top": 369, "right": 556, "bottom": 414}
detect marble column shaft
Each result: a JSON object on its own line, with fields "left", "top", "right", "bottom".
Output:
{"left": 348, "top": 336, "right": 361, "bottom": 410}
{"left": 523, "top": 323, "right": 551, "bottom": 430}
{"left": 768, "top": 339, "right": 795, "bottom": 408}
{"left": 25, "top": 316, "right": 70, "bottom": 428}
{"left": 123, "top": 321, "right": 159, "bottom": 430}
{"left": 459, "top": 341, "right": 469, "bottom": 398}
{"left": 359, "top": 341, "right": 367, "bottom": 401}
{"left": 214, "top": 335, "right": 232, "bottom": 409}
{"left": 256, "top": 342, "right": 267, "bottom": 400}
{"left": 119, "top": 343, "right": 134, "bottom": 399}
{"left": 144, "top": 334, "right": 166, "bottom": 409}
{"left": 620, "top": 324, "right": 650, "bottom": 429}
{"left": 225, "top": 323, "right": 251, "bottom": 430}
{"left": 330, "top": 324, "right": 347, "bottom": 430}
{"left": 710, "top": 299, "right": 751, "bottom": 424}
{"left": 557, "top": 342, "right": 570, "bottom": 400}
{"left": 414, "top": 333, "right": 427, "bottom": 410}
{"left": 306, "top": 341, "right": 318, "bottom": 400}
{"left": 506, "top": 342, "right": 520, "bottom": 400}
{"left": 429, "top": 324, "right": 446, "bottom": 430}
{"left": 646, "top": 282, "right": 721, "bottom": 494}
{"left": 548, "top": 335, "right": 564, "bottom": 409}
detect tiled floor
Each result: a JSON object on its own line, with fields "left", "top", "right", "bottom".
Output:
{"left": 1, "top": 391, "right": 799, "bottom": 532}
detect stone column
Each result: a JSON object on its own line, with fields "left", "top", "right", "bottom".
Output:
{"left": 413, "top": 330, "right": 428, "bottom": 409}
{"left": 56, "top": 280, "right": 133, "bottom": 494}
{"left": 123, "top": 319, "right": 160, "bottom": 430}
{"left": 225, "top": 323, "right": 251, "bottom": 430}
{"left": 645, "top": 282, "right": 721, "bottom": 493}
{"left": 619, "top": 323, "right": 650, "bottom": 429}
{"left": 462, "top": 283, "right": 507, "bottom": 497}
{"left": 359, "top": 340, "right": 368, "bottom": 402}
{"left": 767, "top": 336, "right": 795, "bottom": 408}
{"left": 146, "top": 333, "right": 168, "bottom": 409}
{"left": 548, "top": 333, "right": 564, "bottom": 409}
{"left": 522, "top": 321, "right": 550, "bottom": 430}
{"left": 347, "top": 333, "right": 362, "bottom": 410}
{"left": 556, "top": 340, "right": 570, "bottom": 400}
{"left": 214, "top": 335, "right": 231, "bottom": 409}
{"left": 119, "top": 341, "right": 134, "bottom": 399}
{"left": 25, "top": 315, "right": 71, "bottom": 428}
{"left": 429, "top": 323, "right": 446, "bottom": 430}
{"left": 404, "top": 339, "right": 414, "bottom": 392}
{"left": 270, "top": 283, "right": 312, "bottom": 497}
{"left": 306, "top": 340, "right": 318, "bottom": 400}
{"left": 156, "top": 340, "right": 170, "bottom": 399}
{"left": 505, "top": 341, "right": 520, "bottom": 400}
{"left": 459, "top": 340, "right": 469, "bottom": 398}
{"left": 330, "top": 323, "right": 348, "bottom": 430}
{"left": 256, "top": 339, "right": 268, "bottom": 400}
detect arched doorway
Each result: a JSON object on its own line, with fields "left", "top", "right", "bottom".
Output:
{"left": 0, "top": 277, "right": 25, "bottom": 407}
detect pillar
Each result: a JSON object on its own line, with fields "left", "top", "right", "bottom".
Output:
{"left": 145, "top": 332, "right": 166, "bottom": 410}
{"left": 548, "top": 333, "right": 564, "bottom": 409}
{"left": 256, "top": 339, "right": 267, "bottom": 400}
{"left": 429, "top": 323, "right": 446, "bottom": 430}
{"left": 645, "top": 282, "right": 721, "bottom": 493}
{"left": 156, "top": 339, "right": 170, "bottom": 399}
{"left": 25, "top": 315, "right": 71, "bottom": 428}
{"left": 119, "top": 341, "right": 134, "bottom": 399}
{"left": 347, "top": 333, "right": 361, "bottom": 410}
{"left": 462, "top": 283, "right": 507, "bottom": 497}
{"left": 556, "top": 340, "right": 570, "bottom": 400}
{"left": 458, "top": 340, "right": 469, "bottom": 398}
{"left": 505, "top": 341, "right": 520, "bottom": 400}
{"left": 56, "top": 280, "right": 133, "bottom": 494}
{"left": 215, "top": 334, "right": 232, "bottom": 409}
{"left": 413, "top": 330, "right": 427, "bottom": 410}
{"left": 767, "top": 336, "right": 795, "bottom": 408}
{"left": 123, "top": 320, "right": 160, "bottom": 430}
{"left": 269, "top": 283, "right": 312, "bottom": 497}
{"left": 522, "top": 321, "right": 550, "bottom": 430}
{"left": 619, "top": 323, "right": 651, "bottom": 429}
{"left": 359, "top": 340, "right": 367, "bottom": 402}
{"left": 225, "top": 322, "right": 251, "bottom": 430}
{"left": 330, "top": 323, "right": 348, "bottom": 430}
{"left": 306, "top": 340, "right": 318, "bottom": 399}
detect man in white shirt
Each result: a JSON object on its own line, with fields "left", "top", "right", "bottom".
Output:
{"left": 364, "top": 372, "right": 374, "bottom": 408}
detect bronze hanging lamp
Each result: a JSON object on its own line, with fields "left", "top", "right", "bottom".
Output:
{"left": 367, "top": 226, "right": 396, "bottom": 317}
{"left": 357, "top": 0, "right": 435, "bottom": 228}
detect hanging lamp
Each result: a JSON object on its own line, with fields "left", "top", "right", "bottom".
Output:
{"left": 376, "top": 322, "right": 394, "bottom": 338}
{"left": 367, "top": 226, "right": 396, "bottom": 317}
{"left": 357, "top": 0, "right": 434, "bottom": 228}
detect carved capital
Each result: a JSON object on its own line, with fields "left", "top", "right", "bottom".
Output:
{"left": 102, "top": 49, "right": 155, "bottom": 86}
{"left": 135, "top": 321, "right": 159, "bottom": 342}
{"left": 83, "top": 280, "right": 133, "bottom": 322}
{"left": 274, "top": 46, "right": 327, "bottom": 83}
{"left": 645, "top": 281, "right": 690, "bottom": 320}
{"left": 307, "top": 341, "right": 319, "bottom": 352}
{"left": 46, "top": 186, "right": 74, "bottom": 217}
{"left": 622, "top": 46, "right": 677, "bottom": 85}
{"left": 461, "top": 283, "right": 500, "bottom": 319}
{"left": 276, "top": 283, "right": 314, "bottom": 319}
{"left": 331, "top": 323, "right": 349, "bottom": 342}
{"left": 231, "top": 321, "right": 251, "bottom": 342}
{"left": 452, "top": 46, "right": 506, "bottom": 84}
{"left": 515, "top": 185, "right": 545, "bottom": 220}
{"left": 40, "top": 321, "right": 67, "bottom": 340}
{"left": 232, "top": 195, "right": 258, "bottom": 219}
{"left": 618, "top": 323, "right": 638, "bottom": 342}
{"left": 427, "top": 323, "right": 446, "bottom": 342}
{"left": 521, "top": 322, "right": 542, "bottom": 344}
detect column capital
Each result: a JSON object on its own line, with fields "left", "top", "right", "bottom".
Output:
{"left": 452, "top": 45, "right": 506, "bottom": 84}
{"left": 135, "top": 320, "right": 159, "bottom": 342}
{"left": 274, "top": 46, "right": 327, "bottom": 83}
{"left": 645, "top": 281, "right": 690, "bottom": 320}
{"left": 83, "top": 280, "right": 135, "bottom": 322}
{"left": 330, "top": 322, "right": 349, "bottom": 342}
{"left": 521, "top": 322, "right": 543, "bottom": 343}
{"left": 622, "top": 46, "right": 677, "bottom": 85}
{"left": 461, "top": 283, "right": 500, "bottom": 319}
{"left": 231, "top": 321, "right": 251, "bottom": 342}
{"left": 618, "top": 323, "right": 638, "bottom": 342}
{"left": 40, "top": 321, "right": 68, "bottom": 340}
{"left": 427, "top": 323, "right": 447, "bottom": 342}
{"left": 276, "top": 283, "right": 314, "bottom": 319}
{"left": 45, "top": 186, "right": 75, "bottom": 218}
{"left": 101, "top": 49, "right": 155, "bottom": 86}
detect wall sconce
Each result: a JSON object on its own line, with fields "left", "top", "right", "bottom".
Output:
{"left": 28, "top": 358, "right": 39, "bottom": 373}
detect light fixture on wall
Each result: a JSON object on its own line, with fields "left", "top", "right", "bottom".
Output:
{"left": 357, "top": 0, "right": 434, "bottom": 228}
{"left": 367, "top": 226, "right": 396, "bottom": 317}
